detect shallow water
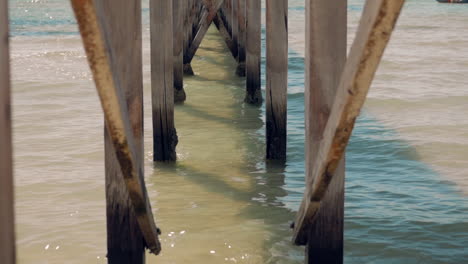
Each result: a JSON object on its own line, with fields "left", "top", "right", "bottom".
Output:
{"left": 9, "top": 0, "right": 468, "bottom": 263}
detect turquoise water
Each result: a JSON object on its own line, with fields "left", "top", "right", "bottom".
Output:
{"left": 9, "top": 0, "right": 468, "bottom": 263}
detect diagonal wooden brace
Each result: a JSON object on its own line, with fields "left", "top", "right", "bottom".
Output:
{"left": 184, "top": 0, "right": 224, "bottom": 64}
{"left": 292, "top": 0, "right": 405, "bottom": 246}
{"left": 213, "top": 12, "right": 237, "bottom": 59}
{"left": 70, "top": 0, "right": 161, "bottom": 255}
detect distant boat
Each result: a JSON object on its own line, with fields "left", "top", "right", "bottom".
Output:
{"left": 437, "top": 0, "right": 468, "bottom": 3}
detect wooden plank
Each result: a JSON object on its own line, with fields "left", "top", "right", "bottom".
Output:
{"left": 292, "top": 0, "right": 405, "bottom": 245}
{"left": 71, "top": 0, "right": 161, "bottom": 255}
{"left": 173, "top": 0, "right": 186, "bottom": 103}
{"left": 235, "top": 0, "right": 246, "bottom": 76}
{"left": 265, "top": 0, "right": 288, "bottom": 160}
{"left": 245, "top": 0, "right": 262, "bottom": 105}
{"left": 0, "top": 0, "right": 15, "bottom": 262}
{"left": 184, "top": 0, "right": 224, "bottom": 65}
{"left": 93, "top": 0, "right": 147, "bottom": 262}
{"left": 304, "top": 1, "right": 347, "bottom": 263}
{"left": 150, "top": 0, "right": 178, "bottom": 161}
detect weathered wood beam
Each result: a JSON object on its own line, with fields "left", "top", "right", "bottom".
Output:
{"left": 213, "top": 13, "right": 237, "bottom": 58}
{"left": 245, "top": 0, "right": 262, "bottom": 105}
{"left": 173, "top": 0, "right": 186, "bottom": 103}
{"left": 213, "top": 10, "right": 221, "bottom": 29}
{"left": 183, "top": 0, "right": 195, "bottom": 75}
{"left": 266, "top": 0, "right": 288, "bottom": 160}
{"left": 304, "top": 1, "right": 347, "bottom": 263}
{"left": 235, "top": 0, "right": 246, "bottom": 76}
{"left": 183, "top": 0, "right": 189, "bottom": 71}
{"left": 184, "top": 0, "right": 225, "bottom": 65}
{"left": 227, "top": 0, "right": 232, "bottom": 36}
{"left": 292, "top": 0, "right": 405, "bottom": 246}
{"left": 225, "top": 0, "right": 232, "bottom": 37}
{"left": 93, "top": 0, "right": 148, "bottom": 262}
{"left": 150, "top": 0, "right": 178, "bottom": 161}
{"left": 0, "top": 0, "right": 15, "bottom": 262}
{"left": 231, "top": 0, "right": 239, "bottom": 58}
{"left": 71, "top": 0, "right": 161, "bottom": 255}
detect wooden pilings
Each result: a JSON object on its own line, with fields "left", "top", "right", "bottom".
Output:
{"left": 0, "top": 0, "right": 15, "bottom": 262}
{"left": 231, "top": 0, "right": 239, "bottom": 60}
{"left": 93, "top": 0, "right": 149, "bottom": 262}
{"left": 266, "top": 0, "right": 288, "bottom": 160}
{"left": 235, "top": 0, "right": 246, "bottom": 76}
{"left": 173, "top": 0, "right": 186, "bottom": 103}
{"left": 183, "top": 1, "right": 190, "bottom": 74}
{"left": 217, "top": 0, "right": 260, "bottom": 105}
{"left": 183, "top": 0, "right": 197, "bottom": 75}
{"left": 244, "top": 0, "right": 262, "bottom": 105}
{"left": 217, "top": 0, "right": 237, "bottom": 59}
{"left": 304, "top": 1, "right": 347, "bottom": 263}
{"left": 184, "top": 0, "right": 224, "bottom": 71}
{"left": 150, "top": 0, "right": 178, "bottom": 161}
{"left": 72, "top": 0, "right": 162, "bottom": 259}
{"left": 213, "top": 12, "right": 236, "bottom": 58}
{"left": 293, "top": 0, "right": 405, "bottom": 253}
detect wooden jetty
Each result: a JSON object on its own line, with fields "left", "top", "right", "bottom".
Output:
{"left": 0, "top": 0, "right": 406, "bottom": 263}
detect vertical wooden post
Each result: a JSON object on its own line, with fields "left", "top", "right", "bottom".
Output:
{"left": 183, "top": 0, "right": 195, "bottom": 75}
{"left": 173, "top": 0, "right": 186, "bottom": 103}
{"left": 231, "top": 0, "right": 239, "bottom": 59}
{"left": 292, "top": 0, "right": 405, "bottom": 255}
{"left": 151, "top": 0, "right": 178, "bottom": 161}
{"left": 266, "top": 0, "right": 288, "bottom": 160}
{"left": 304, "top": 1, "right": 347, "bottom": 263}
{"left": 183, "top": 0, "right": 189, "bottom": 68}
{"left": 245, "top": 0, "right": 262, "bottom": 105}
{"left": 226, "top": 0, "right": 232, "bottom": 37}
{"left": 94, "top": 0, "right": 146, "bottom": 262}
{"left": 235, "top": 0, "right": 246, "bottom": 76}
{"left": 0, "top": 0, "right": 15, "bottom": 262}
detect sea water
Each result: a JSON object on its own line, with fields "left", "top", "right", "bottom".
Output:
{"left": 9, "top": 0, "right": 468, "bottom": 263}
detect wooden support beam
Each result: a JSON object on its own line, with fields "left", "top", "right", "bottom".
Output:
{"left": 213, "top": 10, "right": 221, "bottom": 29}
{"left": 71, "top": 0, "right": 161, "bottom": 256}
{"left": 304, "top": 1, "right": 347, "bottom": 263}
{"left": 213, "top": 13, "right": 237, "bottom": 58}
{"left": 150, "top": 0, "right": 178, "bottom": 161}
{"left": 235, "top": 0, "right": 246, "bottom": 76}
{"left": 183, "top": 0, "right": 189, "bottom": 71}
{"left": 183, "top": 0, "right": 195, "bottom": 75}
{"left": 292, "top": 0, "right": 405, "bottom": 246}
{"left": 266, "top": 0, "right": 288, "bottom": 160}
{"left": 231, "top": 0, "right": 239, "bottom": 58}
{"left": 0, "top": 0, "right": 15, "bottom": 262}
{"left": 94, "top": 0, "right": 148, "bottom": 262}
{"left": 245, "top": 0, "right": 262, "bottom": 105}
{"left": 217, "top": 1, "right": 228, "bottom": 34}
{"left": 173, "top": 0, "right": 186, "bottom": 103}
{"left": 228, "top": 0, "right": 233, "bottom": 36}
{"left": 224, "top": 0, "right": 232, "bottom": 37}
{"left": 184, "top": 0, "right": 224, "bottom": 66}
